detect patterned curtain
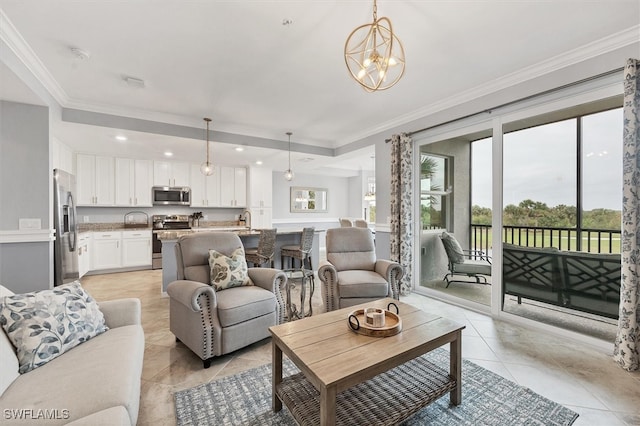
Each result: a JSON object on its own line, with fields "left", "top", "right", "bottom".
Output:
{"left": 613, "top": 58, "right": 640, "bottom": 371}
{"left": 390, "top": 133, "right": 413, "bottom": 294}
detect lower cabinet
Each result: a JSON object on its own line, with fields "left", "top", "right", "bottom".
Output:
{"left": 89, "top": 230, "right": 152, "bottom": 272}
{"left": 249, "top": 207, "right": 272, "bottom": 229}
{"left": 78, "top": 233, "right": 92, "bottom": 278}
{"left": 92, "top": 232, "right": 122, "bottom": 270}
{"left": 122, "top": 230, "right": 152, "bottom": 267}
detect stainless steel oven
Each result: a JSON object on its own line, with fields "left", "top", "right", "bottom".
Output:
{"left": 152, "top": 214, "right": 190, "bottom": 269}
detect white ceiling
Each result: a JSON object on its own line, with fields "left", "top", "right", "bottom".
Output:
{"left": 1, "top": 1, "right": 638, "bottom": 176}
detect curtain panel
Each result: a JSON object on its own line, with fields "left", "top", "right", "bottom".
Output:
{"left": 390, "top": 133, "right": 413, "bottom": 294}
{"left": 613, "top": 58, "right": 640, "bottom": 372}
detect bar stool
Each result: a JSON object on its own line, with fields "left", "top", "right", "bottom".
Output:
{"left": 281, "top": 227, "right": 315, "bottom": 271}
{"left": 354, "top": 219, "right": 368, "bottom": 228}
{"left": 339, "top": 218, "right": 352, "bottom": 227}
{"left": 245, "top": 228, "right": 277, "bottom": 267}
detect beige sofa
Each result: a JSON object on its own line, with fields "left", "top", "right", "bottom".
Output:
{"left": 0, "top": 284, "right": 145, "bottom": 425}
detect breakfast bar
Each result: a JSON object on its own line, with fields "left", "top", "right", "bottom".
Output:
{"left": 157, "top": 228, "right": 320, "bottom": 293}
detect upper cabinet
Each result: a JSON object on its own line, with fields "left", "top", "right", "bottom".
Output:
{"left": 53, "top": 139, "right": 73, "bottom": 173}
{"left": 153, "top": 161, "right": 190, "bottom": 187}
{"left": 115, "top": 158, "right": 153, "bottom": 207}
{"left": 220, "top": 166, "right": 247, "bottom": 208}
{"left": 76, "top": 154, "right": 115, "bottom": 206}
{"left": 248, "top": 167, "right": 272, "bottom": 208}
{"left": 190, "top": 164, "right": 220, "bottom": 207}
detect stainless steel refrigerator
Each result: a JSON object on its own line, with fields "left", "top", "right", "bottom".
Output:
{"left": 53, "top": 169, "right": 79, "bottom": 286}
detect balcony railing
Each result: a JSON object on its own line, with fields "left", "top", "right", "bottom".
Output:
{"left": 470, "top": 224, "right": 621, "bottom": 254}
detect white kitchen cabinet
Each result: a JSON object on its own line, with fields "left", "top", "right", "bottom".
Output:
{"left": 78, "top": 233, "right": 92, "bottom": 278}
{"left": 153, "top": 160, "right": 190, "bottom": 187}
{"left": 220, "top": 166, "right": 247, "bottom": 207}
{"left": 190, "top": 164, "right": 220, "bottom": 207}
{"left": 115, "top": 158, "right": 153, "bottom": 206}
{"left": 92, "top": 231, "right": 122, "bottom": 270}
{"left": 249, "top": 207, "right": 272, "bottom": 229}
{"left": 121, "top": 230, "right": 151, "bottom": 267}
{"left": 248, "top": 167, "right": 272, "bottom": 208}
{"left": 53, "top": 138, "right": 73, "bottom": 173}
{"left": 76, "top": 154, "right": 115, "bottom": 206}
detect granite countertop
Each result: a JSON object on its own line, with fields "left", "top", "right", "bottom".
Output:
{"left": 156, "top": 228, "right": 306, "bottom": 241}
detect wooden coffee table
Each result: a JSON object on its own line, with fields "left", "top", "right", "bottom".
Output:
{"left": 269, "top": 298, "right": 465, "bottom": 426}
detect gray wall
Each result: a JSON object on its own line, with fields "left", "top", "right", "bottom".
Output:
{"left": 0, "top": 101, "right": 50, "bottom": 230}
{"left": 0, "top": 100, "right": 53, "bottom": 292}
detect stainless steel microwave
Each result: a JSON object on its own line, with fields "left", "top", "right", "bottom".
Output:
{"left": 152, "top": 186, "right": 191, "bottom": 206}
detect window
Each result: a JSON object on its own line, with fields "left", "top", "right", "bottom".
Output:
{"left": 419, "top": 153, "right": 450, "bottom": 229}
{"left": 501, "top": 107, "right": 622, "bottom": 253}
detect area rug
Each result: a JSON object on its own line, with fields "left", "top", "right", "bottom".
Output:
{"left": 174, "top": 348, "right": 579, "bottom": 426}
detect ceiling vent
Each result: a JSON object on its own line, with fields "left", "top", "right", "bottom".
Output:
{"left": 124, "top": 76, "right": 145, "bottom": 88}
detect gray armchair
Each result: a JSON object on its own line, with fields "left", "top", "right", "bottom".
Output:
{"left": 167, "top": 232, "right": 286, "bottom": 368}
{"left": 318, "top": 227, "right": 404, "bottom": 311}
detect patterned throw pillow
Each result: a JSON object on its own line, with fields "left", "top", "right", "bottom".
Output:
{"left": 0, "top": 281, "right": 108, "bottom": 374}
{"left": 441, "top": 232, "right": 466, "bottom": 264}
{"left": 208, "top": 248, "right": 253, "bottom": 291}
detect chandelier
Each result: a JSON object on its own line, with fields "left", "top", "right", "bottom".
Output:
{"left": 200, "top": 118, "right": 214, "bottom": 176}
{"left": 284, "top": 132, "right": 294, "bottom": 181}
{"left": 344, "top": 0, "right": 405, "bottom": 92}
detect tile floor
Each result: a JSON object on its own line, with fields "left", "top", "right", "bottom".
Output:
{"left": 81, "top": 270, "right": 640, "bottom": 426}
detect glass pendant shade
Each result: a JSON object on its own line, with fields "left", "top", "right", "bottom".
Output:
{"left": 344, "top": 0, "right": 405, "bottom": 92}
{"left": 200, "top": 162, "right": 214, "bottom": 176}
{"left": 201, "top": 117, "right": 214, "bottom": 176}
{"left": 284, "top": 169, "right": 294, "bottom": 181}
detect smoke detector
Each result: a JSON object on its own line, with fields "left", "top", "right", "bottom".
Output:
{"left": 70, "top": 47, "right": 91, "bottom": 60}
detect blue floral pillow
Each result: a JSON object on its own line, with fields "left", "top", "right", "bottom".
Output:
{"left": 0, "top": 281, "right": 108, "bottom": 373}
{"left": 208, "top": 248, "right": 253, "bottom": 291}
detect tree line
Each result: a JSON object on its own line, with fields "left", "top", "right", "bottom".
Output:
{"left": 472, "top": 200, "right": 621, "bottom": 230}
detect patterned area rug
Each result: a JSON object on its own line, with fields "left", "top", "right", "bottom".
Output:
{"left": 174, "top": 348, "right": 578, "bottom": 426}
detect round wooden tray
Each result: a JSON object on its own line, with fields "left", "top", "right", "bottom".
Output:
{"left": 347, "top": 307, "right": 402, "bottom": 337}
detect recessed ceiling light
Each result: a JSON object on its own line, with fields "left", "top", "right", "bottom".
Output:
{"left": 255, "top": 160, "right": 263, "bottom": 165}
{"left": 298, "top": 157, "right": 314, "bottom": 163}
{"left": 235, "top": 147, "right": 244, "bottom": 152}
{"left": 115, "top": 135, "right": 127, "bottom": 141}
{"left": 164, "top": 152, "right": 173, "bottom": 157}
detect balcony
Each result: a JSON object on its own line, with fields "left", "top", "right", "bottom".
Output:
{"left": 419, "top": 224, "right": 620, "bottom": 341}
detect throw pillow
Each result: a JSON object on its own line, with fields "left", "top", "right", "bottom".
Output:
{"left": 441, "top": 232, "right": 466, "bottom": 264}
{"left": 0, "top": 281, "right": 108, "bottom": 374}
{"left": 208, "top": 248, "right": 253, "bottom": 291}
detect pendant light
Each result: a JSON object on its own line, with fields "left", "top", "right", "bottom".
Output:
{"left": 284, "top": 131, "right": 294, "bottom": 181}
{"left": 200, "top": 117, "right": 214, "bottom": 176}
{"left": 344, "top": 0, "right": 405, "bottom": 92}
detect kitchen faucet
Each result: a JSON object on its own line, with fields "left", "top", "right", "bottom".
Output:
{"left": 242, "top": 210, "right": 251, "bottom": 229}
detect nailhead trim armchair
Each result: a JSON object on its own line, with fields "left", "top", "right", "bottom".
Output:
{"left": 318, "top": 227, "right": 404, "bottom": 312}
{"left": 167, "top": 232, "right": 286, "bottom": 368}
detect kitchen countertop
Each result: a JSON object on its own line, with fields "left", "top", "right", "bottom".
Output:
{"left": 155, "top": 228, "right": 310, "bottom": 241}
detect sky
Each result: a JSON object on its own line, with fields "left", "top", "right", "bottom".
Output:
{"left": 471, "top": 108, "right": 623, "bottom": 211}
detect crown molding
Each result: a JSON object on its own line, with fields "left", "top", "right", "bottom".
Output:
{"left": 341, "top": 25, "right": 640, "bottom": 145}
{"left": 0, "top": 9, "right": 69, "bottom": 106}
